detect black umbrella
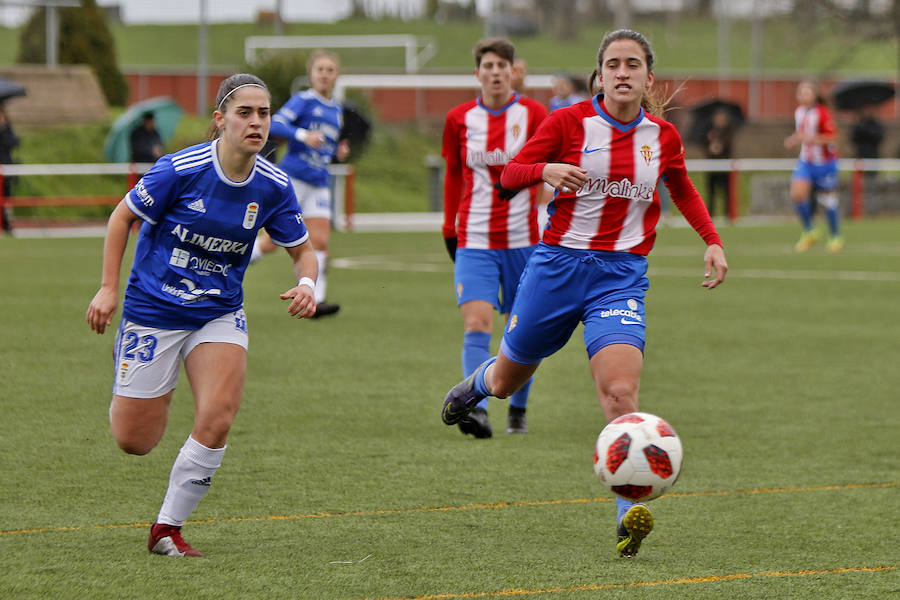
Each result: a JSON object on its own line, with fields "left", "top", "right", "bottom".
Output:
{"left": 831, "top": 80, "right": 894, "bottom": 111}
{"left": 686, "top": 98, "right": 745, "bottom": 144}
{"left": 337, "top": 102, "right": 372, "bottom": 161}
{"left": 0, "top": 77, "right": 26, "bottom": 103}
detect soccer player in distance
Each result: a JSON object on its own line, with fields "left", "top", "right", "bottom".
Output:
{"left": 784, "top": 80, "right": 842, "bottom": 253}
{"left": 250, "top": 50, "right": 350, "bottom": 317}
{"left": 86, "top": 74, "right": 319, "bottom": 557}
{"left": 441, "top": 38, "right": 548, "bottom": 438}
{"left": 441, "top": 29, "right": 728, "bottom": 556}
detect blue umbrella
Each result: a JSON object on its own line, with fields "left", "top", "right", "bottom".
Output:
{"left": 103, "top": 97, "right": 184, "bottom": 163}
{"left": 0, "top": 77, "right": 26, "bottom": 103}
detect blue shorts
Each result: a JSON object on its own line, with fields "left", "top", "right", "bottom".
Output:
{"left": 792, "top": 159, "right": 838, "bottom": 191}
{"left": 500, "top": 243, "right": 649, "bottom": 365}
{"left": 454, "top": 246, "right": 536, "bottom": 314}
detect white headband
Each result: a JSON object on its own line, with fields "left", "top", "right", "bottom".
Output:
{"left": 216, "top": 83, "right": 265, "bottom": 112}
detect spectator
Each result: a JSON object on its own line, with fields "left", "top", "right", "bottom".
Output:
{"left": 130, "top": 112, "right": 164, "bottom": 164}
{"left": 0, "top": 105, "right": 19, "bottom": 231}
{"left": 702, "top": 108, "right": 735, "bottom": 218}
{"left": 548, "top": 73, "right": 586, "bottom": 112}
{"left": 511, "top": 58, "right": 528, "bottom": 93}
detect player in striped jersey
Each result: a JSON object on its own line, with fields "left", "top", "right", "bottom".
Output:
{"left": 784, "top": 80, "right": 842, "bottom": 252}
{"left": 441, "top": 30, "right": 728, "bottom": 556}
{"left": 86, "top": 74, "right": 319, "bottom": 557}
{"left": 441, "top": 38, "right": 548, "bottom": 438}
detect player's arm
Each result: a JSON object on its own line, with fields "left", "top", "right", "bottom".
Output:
{"left": 441, "top": 113, "right": 463, "bottom": 261}
{"left": 86, "top": 200, "right": 140, "bottom": 334}
{"left": 280, "top": 241, "right": 319, "bottom": 319}
{"left": 271, "top": 96, "right": 326, "bottom": 149}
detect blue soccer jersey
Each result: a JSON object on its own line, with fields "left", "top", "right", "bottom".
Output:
{"left": 270, "top": 89, "right": 343, "bottom": 188}
{"left": 123, "top": 140, "right": 309, "bottom": 329}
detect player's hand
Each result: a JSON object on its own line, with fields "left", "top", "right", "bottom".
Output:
{"left": 702, "top": 244, "right": 728, "bottom": 289}
{"left": 86, "top": 286, "right": 118, "bottom": 334}
{"left": 336, "top": 140, "right": 351, "bottom": 162}
{"left": 542, "top": 163, "right": 589, "bottom": 194}
{"left": 444, "top": 236, "right": 457, "bottom": 262}
{"left": 280, "top": 285, "right": 317, "bottom": 319}
{"left": 305, "top": 131, "right": 326, "bottom": 149}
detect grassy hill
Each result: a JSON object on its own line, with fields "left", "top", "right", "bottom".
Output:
{"left": 0, "top": 15, "right": 897, "bottom": 76}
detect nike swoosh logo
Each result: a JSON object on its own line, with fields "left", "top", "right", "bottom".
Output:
{"left": 583, "top": 146, "right": 607, "bottom": 154}
{"left": 620, "top": 318, "right": 642, "bottom": 325}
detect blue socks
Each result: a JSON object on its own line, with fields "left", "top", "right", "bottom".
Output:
{"left": 509, "top": 376, "right": 532, "bottom": 409}
{"left": 462, "top": 331, "right": 531, "bottom": 411}
{"left": 616, "top": 497, "right": 635, "bottom": 524}
{"left": 794, "top": 200, "right": 813, "bottom": 231}
{"left": 473, "top": 356, "right": 496, "bottom": 398}
{"left": 462, "top": 331, "right": 491, "bottom": 410}
{"left": 825, "top": 206, "right": 840, "bottom": 236}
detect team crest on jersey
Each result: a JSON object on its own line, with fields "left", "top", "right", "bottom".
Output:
{"left": 640, "top": 144, "right": 652, "bottom": 165}
{"left": 456, "top": 282, "right": 463, "bottom": 298}
{"left": 242, "top": 202, "right": 259, "bottom": 229}
{"left": 512, "top": 124, "right": 521, "bottom": 139}
{"left": 119, "top": 362, "right": 129, "bottom": 382}
{"left": 507, "top": 314, "right": 518, "bottom": 332}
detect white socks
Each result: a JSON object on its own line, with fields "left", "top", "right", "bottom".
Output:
{"left": 249, "top": 238, "right": 264, "bottom": 264}
{"left": 314, "top": 250, "right": 328, "bottom": 303}
{"left": 156, "top": 436, "right": 225, "bottom": 527}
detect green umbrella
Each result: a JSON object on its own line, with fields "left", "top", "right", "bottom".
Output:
{"left": 103, "top": 96, "right": 184, "bottom": 163}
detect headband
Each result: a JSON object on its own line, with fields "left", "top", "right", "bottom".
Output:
{"left": 216, "top": 83, "right": 265, "bottom": 112}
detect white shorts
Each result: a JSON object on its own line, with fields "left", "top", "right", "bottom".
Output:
{"left": 112, "top": 309, "right": 249, "bottom": 399}
{"left": 292, "top": 178, "right": 332, "bottom": 220}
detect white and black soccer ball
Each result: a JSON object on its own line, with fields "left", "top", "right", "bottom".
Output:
{"left": 593, "top": 412, "right": 683, "bottom": 502}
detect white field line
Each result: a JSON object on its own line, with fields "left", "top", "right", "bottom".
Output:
{"left": 333, "top": 255, "right": 900, "bottom": 282}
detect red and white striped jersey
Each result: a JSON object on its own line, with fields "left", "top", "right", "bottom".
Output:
{"left": 794, "top": 104, "right": 838, "bottom": 165}
{"left": 501, "top": 97, "right": 721, "bottom": 254}
{"left": 442, "top": 94, "right": 547, "bottom": 249}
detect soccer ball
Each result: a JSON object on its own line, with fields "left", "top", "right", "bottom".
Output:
{"left": 593, "top": 412, "right": 683, "bottom": 502}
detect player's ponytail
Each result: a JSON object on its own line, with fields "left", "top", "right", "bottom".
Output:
{"left": 206, "top": 73, "right": 270, "bottom": 141}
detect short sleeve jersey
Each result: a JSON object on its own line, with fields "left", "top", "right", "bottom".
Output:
{"left": 270, "top": 89, "right": 343, "bottom": 187}
{"left": 794, "top": 104, "right": 838, "bottom": 165}
{"left": 503, "top": 96, "right": 720, "bottom": 254}
{"left": 442, "top": 94, "right": 547, "bottom": 250}
{"left": 123, "top": 139, "right": 308, "bottom": 329}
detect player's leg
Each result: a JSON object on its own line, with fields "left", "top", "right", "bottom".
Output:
{"left": 249, "top": 230, "right": 278, "bottom": 264}
{"left": 589, "top": 344, "right": 651, "bottom": 557}
{"left": 458, "top": 299, "right": 495, "bottom": 438}
{"left": 307, "top": 215, "right": 340, "bottom": 316}
{"left": 815, "top": 163, "right": 843, "bottom": 252}
{"left": 150, "top": 313, "right": 248, "bottom": 557}
{"left": 499, "top": 246, "right": 538, "bottom": 433}
{"left": 790, "top": 167, "right": 817, "bottom": 251}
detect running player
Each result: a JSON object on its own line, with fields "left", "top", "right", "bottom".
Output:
{"left": 250, "top": 50, "right": 350, "bottom": 317}
{"left": 784, "top": 80, "right": 842, "bottom": 252}
{"left": 86, "top": 73, "right": 318, "bottom": 557}
{"left": 441, "top": 29, "right": 728, "bottom": 555}
{"left": 441, "top": 38, "right": 548, "bottom": 438}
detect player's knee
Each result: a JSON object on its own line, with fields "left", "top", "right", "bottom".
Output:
{"left": 600, "top": 380, "right": 638, "bottom": 419}
{"left": 114, "top": 434, "right": 158, "bottom": 456}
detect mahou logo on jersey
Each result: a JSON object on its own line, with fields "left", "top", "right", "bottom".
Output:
{"left": 242, "top": 202, "right": 259, "bottom": 229}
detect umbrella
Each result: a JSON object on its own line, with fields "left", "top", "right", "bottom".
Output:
{"left": 103, "top": 97, "right": 184, "bottom": 163}
{"left": 339, "top": 102, "right": 371, "bottom": 149}
{"left": 0, "top": 77, "right": 27, "bottom": 103}
{"left": 686, "top": 98, "right": 745, "bottom": 144}
{"left": 831, "top": 80, "right": 894, "bottom": 111}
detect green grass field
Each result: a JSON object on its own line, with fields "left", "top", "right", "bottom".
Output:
{"left": 1, "top": 220, "right": 898, "bottom": 599}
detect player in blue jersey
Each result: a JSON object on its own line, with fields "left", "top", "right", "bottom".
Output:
{"left": 86, "top": 73, "right": 319, "bottom": 558}
{"left": 250, "top": 50, "right": 350, "bottom": 318}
